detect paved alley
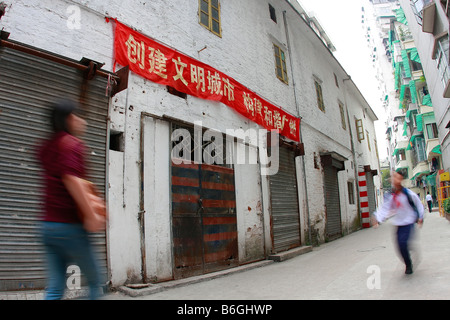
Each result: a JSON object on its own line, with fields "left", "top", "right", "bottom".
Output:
{"left": 105, "top": 210, "right": 450, "bottom": 300}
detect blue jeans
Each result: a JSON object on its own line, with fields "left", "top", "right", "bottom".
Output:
{"left": 396, "top": 224, "right": 415, "bottom": 268}
{"left": 41, "top": 222, "right": 102, "bottom": 300}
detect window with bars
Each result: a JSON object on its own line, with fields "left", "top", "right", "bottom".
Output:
{"left": 199, "top": 0, "right": 221, "bottom": 37}
{"left": 434, "top": 34, "right": 449, "bottom": 90}
{"left": 411, "top": 136, "right": 426, "bottom": 167}
{"left": 440, "top": 0, "right": 449, "bottom": 18}
{"left": 410, "top": 0, "right": 432, "bottom": 25}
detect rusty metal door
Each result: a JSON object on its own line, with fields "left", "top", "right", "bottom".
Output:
{"left": 171, "top": 128, "right": 238, "bottom": 279}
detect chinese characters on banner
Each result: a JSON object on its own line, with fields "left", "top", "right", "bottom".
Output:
{"left": 112, "top": 19, "right": 300, "bottom": 142}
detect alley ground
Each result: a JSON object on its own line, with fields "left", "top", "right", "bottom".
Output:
{"left": 105, "top": 209, "right": 450, "bottom": 300}
{"left": 2, "top": 208, "right": 449, "bottom": 301}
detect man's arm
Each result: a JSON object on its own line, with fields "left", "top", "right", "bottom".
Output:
{"left": 372, "top": 194, "right": 394, "bottom": 225}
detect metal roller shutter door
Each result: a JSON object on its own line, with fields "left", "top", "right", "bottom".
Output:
{"left": 0, "top": 46, "right": 109, "bottom": 291}
{"left": 323, "top": 165, "right": 342, "bottom": 240}
{"left": 366, "top": 172, "right": 376, "bottom": 215}
{"left": 270, "top": 146, "right": 301, "bottom": 253}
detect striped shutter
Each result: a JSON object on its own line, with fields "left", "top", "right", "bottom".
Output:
{"left": 201, "top": 164, "right": 238, "bottom": 273}
{"left": 171, "top": 161, "right": 204, "bottom": 279}
{"left": 171, "top": 130, "right": 238, "bottom": 279}
{"left": 0, "top": 45, "right": 109, "bottom": 291}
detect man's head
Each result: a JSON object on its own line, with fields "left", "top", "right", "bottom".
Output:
{"left": 391, "top": 170, "right": 404, "bottom": 192}
{"left": 50, "top": 99, "right": 86, "bottom": 137}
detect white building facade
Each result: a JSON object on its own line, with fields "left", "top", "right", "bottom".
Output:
{"left": 0, "top": 0, "right": 380, "bottom": 290}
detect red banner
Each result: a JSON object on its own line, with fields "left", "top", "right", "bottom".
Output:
{"left": 112, "top": 19, "right": 300, "bottom": 142}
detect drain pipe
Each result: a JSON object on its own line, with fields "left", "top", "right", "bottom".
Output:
{"left": 283, "top": 10, "right": 312, "bottom": 246}
{"left": 343, "top": 77, "right": 362, "bottom": 230}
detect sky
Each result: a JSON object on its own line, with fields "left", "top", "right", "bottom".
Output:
{"left": 297, "top": 0, "right": 389, "bottom": 161}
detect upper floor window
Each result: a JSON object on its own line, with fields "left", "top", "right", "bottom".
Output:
{"left": 366, "top": 130, "right": 371, "bottom": 151}
{"left": 397, "top": 149, "right": 406, "bottom": 162}
{"left": 411, "top": 136, "right": 427, "bottom": 166}
{"left": 426, "top": 122, "right": 439, "bottom": 139}
{"left": 274, "top": 44, "right": 288, "bottom": 84}
{"left": 339, "top": 102, "right": 346, "bottom": 130}
{"left": 199, "top": 0, "right": 221, "bottom": 37}
{"left": 269, "top": 4, "right": 277, "bottom": 23}
{"left": 314, "top": 79, "right": 325, "bottom": 112}
{"left": 347, "top": 181, "right": 355, "bottom": 205}
{"left": 410, "top": 0, "right": 433, "bottom": 26}
{"left": 334, "top": 73, "right": 339, "bottom": 87}
{"left": 355, "top": 118, "right": 365, "bottom": 142}
{"left": 434, "top": 34, "right": 449, "bottom": 90}
{"left": 440, "top": 1, "right": 449, "bottom": 19}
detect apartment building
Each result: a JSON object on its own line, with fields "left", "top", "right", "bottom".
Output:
{"left": 369, "top": 0, "right": 445, "bottom": 204}
{"left": 399, "top": 0, "right": 450, "bottom": 211}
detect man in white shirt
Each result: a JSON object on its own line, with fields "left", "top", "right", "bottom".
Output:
{"left": 372, "top": 171, "right": 424, "bottom": 274}
{"left": 426, "top": 192, "right": 433, "bottom": 213}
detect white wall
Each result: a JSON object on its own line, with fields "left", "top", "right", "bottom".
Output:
{"left": 283, "top": 4, "right": 380, "bottom": 238}
{"left": 234, "top": 143, "right": 265, "bottom": 263}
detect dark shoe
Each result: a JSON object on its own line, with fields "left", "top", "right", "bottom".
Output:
{"left": 405, "top": 265, "right": 413, "bottom": 275}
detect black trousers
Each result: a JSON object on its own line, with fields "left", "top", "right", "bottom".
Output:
{"left": 397, "top": 224, "right": 414, "bottom": 268}
{"left": 427, "top": 200, "right": 432, "bottom": 212}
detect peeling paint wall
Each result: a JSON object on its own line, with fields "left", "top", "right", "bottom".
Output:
{"left": 234, "top": 144, "right": 265, "bottom": 263}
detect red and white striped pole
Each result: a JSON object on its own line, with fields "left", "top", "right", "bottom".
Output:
{"left": 358, "top": 171, "right": 371, "bottom": 228}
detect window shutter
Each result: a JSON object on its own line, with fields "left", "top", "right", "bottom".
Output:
{"left": 355, "top": 119, "right": 365, "bottom": 141}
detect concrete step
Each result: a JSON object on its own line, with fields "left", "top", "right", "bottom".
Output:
{"left": 118, "top": 260, "right": 274, "bottom": 297}
{"left": 268, "top": 246, "right": 313, "bottom": 262}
